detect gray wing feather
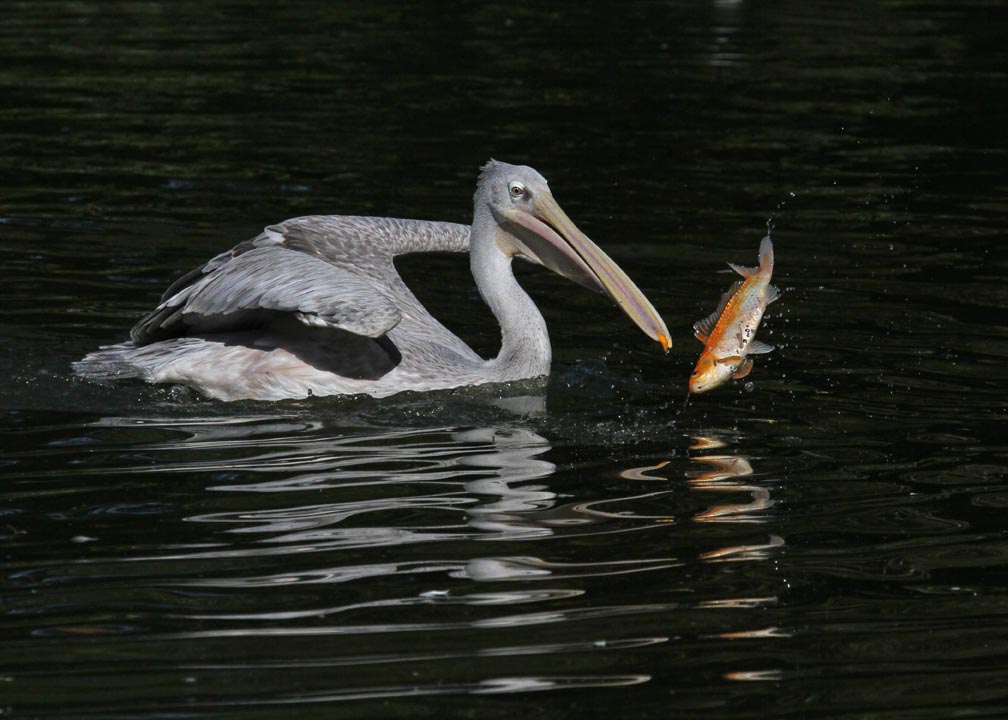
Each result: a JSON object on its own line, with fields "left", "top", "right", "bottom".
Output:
{"left": 132, "top": 246, "right": 401, "bottom": 343}
{"left": 130, "top": 215, "right": 472, "bottom": 347}
{"left": 185, "top": 247, "right": 400, "bottom": 334}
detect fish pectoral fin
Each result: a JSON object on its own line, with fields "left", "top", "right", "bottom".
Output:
{"left": 731, "top": 357, "right": 754, "bottom": 379}
{"left": 716, "top": 355, "right": 745, "bottom": 365}
{"left": 748, "top": 340, "right": 774, "bottom": 354}
{"left": 765, "top": 284, "right": 782, "bottom": 304}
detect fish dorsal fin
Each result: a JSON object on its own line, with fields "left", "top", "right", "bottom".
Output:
{"left": 748, "top": 340, "right": 774, "bottom": 355}
{"left": 728, "top": 261, "right": 757, "bottom": 278}
{"left": 720, "top": 280, "right": 744, "bottom": 309}
{"left": 693, "top": 310, "right": 719, "bottom": 342}
{"left": 693, "top": 280, "right": 743, "bottom": 342}
{"left": 732, "top": 357, "right": 754, "bottom": 379}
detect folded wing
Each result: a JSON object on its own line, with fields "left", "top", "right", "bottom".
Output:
{"left": 131, "top": 242, "right": 402, "bottom": 345}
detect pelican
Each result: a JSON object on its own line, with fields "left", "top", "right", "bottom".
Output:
{"left": 75, "top": 161, "right": 670, "bottom": 400}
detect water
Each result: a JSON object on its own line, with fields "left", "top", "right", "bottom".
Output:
{"left": 3, "top": 1, "right": 1008, "bottom": 717}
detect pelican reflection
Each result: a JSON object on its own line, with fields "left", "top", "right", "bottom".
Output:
{"left": 85, "top": 416, "right": 561, "bottom": 551}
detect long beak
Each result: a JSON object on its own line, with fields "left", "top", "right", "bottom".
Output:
{"left": 501, "top": 190, "right": 671, "bottom": 352}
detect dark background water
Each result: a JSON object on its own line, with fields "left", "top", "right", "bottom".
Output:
{"left": 3, "top": 1, "right": 1008, "bottom": 717}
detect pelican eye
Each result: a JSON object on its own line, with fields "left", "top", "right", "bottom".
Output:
{"left": 508, "top": 181, "right": 526, "bottom": 199}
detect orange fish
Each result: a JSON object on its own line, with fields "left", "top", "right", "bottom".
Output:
{"left": 689, "top": 235, "right": 780, "bottom": 393}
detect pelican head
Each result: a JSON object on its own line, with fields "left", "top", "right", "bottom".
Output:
{"left": 474, "top": 160, "right": 671, "bottom": 351}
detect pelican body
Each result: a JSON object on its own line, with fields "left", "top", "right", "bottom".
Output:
{"left": 76, "top": 161, "right": 670, "bottom": 400}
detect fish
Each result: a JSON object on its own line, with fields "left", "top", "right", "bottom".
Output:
{"left": 689, "top": 234, "right": 780, "bottom": 394}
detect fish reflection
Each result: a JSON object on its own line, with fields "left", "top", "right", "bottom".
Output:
{"left": 614, "top": 434, "right": 783, "bottom": 563}
{"left": 690, "top": 453, "right": 764, "bottom": 523}
{"left": 687, "top": 434, "right": 773, "bottom": 522}
{"left": 610, "top": 435, "right": 787, "bottom": 648}
{"left": 689, "top": 434, "right": 782, "bottom": 562}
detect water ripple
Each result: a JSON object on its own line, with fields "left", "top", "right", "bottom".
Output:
{"left": 172, "top": 603, "right": 679, "bottom": 640}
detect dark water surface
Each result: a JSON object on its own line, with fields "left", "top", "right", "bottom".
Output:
{"left": 3, "top": 1, "right": 1008, "bottom": 718}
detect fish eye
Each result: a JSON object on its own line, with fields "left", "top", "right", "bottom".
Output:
{"left": 508, "top": 181, "right": 526, "bottom": 198}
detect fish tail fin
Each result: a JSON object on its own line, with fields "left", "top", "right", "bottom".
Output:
{"left": 729, "top": 234, "right": 774, "bottom": 278}
{"left": 758, "top": 235, "right": 774, "bottom": 273}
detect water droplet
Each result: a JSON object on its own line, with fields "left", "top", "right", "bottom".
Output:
{"left": 744, "top": 382, "right": 755, "bottom": 392}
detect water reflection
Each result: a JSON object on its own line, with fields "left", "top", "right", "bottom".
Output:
{"left": 688, "top": 436, "right": 773, "bottom": 527}
{"left": 457, "top": 555, "right": 681, "bottom": 582}
{"left": 616, "top": 433, "right": 784, "bottom": 565}
{"left": 706, "top": 0, "right": 745, "bottom": 68}
{"left": 89, "top": 416, "right": 560, "bottom": 549}
{"left": 9, "top": 415, "right": 796, "bottom": 711}
{"left": 455, "top": 426, "right": 557, "bottom": 537}
{"left": 9, "top": 413, "right": 800, "bottom": 711}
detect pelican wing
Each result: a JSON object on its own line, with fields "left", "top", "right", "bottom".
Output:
{"left": 131, "top": 244, "right": 401, "bottom": 345}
